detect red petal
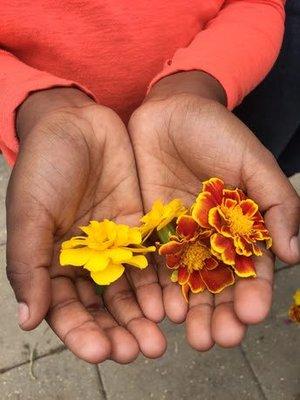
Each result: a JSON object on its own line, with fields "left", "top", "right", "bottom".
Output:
{"left": 223, "top": 189, "right": 241, "bottom": 202}
{"left": 208, "top": 207, "right": 227, "bottom": 233}
{"left": 202, "top": 178, "right": 224, "bottom": 204}
{"left": 159, "top": 240, "right": 183, "bottom": 256}
{"left": 200, "top": 264, "right": 235, "bottom": 294}
{"left": 178, "top": 265, "right": 190, "bottom": 285}
{"left": 252, "top": 243, "right": 263, "bottom": 257}
{"left": 177, "top": 215, "right": 199, "bottom": 239}
{"left": 237, "top": 189, "right": 247, "bottom": 200}
{"left": 224, "top": 198, "right": 237, "bottom": 209}
{"left": 234, "top": 255, "right": 256, "bottom": 277}
{"left": 188, "top": 271, "right": 206, "bottom": 293}
{"left": 222, "top": 245, "right": 236, "bottom": 265}
{"left": 210, "top": 233, "right": 233, "bottom": 256}
{"left": 234, "top": 236, "right": 253, "bottom": 257}
{"left": 192, "top": 192, "right": 215, "bottom": 228}
{"left": 240, "top": 199, "right": 258, "bottom": 218}
{"left": 204, "top": 257, "right": 219, "bottom": 270}
{"left": 181, "top": 283, "right": 190, "bottom": 302}
{"left": 165, "top": 253, "right": 181, "bottom": 269}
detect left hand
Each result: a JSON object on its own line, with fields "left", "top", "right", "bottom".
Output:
{"left": 128, "top": 72, "right": 300, "bottom": 350}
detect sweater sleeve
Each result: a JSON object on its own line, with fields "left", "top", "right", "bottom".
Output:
{"left": 0, "top": 50, "right": 95, "bottom": 165}
{"left": 149, "top": 0, "right": 285, "bottom": 110}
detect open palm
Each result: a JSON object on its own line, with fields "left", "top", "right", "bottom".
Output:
{"left": 129, "top": 94, "right": 300, "bottom": 350}
{"left": 6, "top": 103, "right": 166, "bottom": 363}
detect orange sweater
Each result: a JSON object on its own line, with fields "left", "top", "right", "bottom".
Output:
{"left": 0, "top": 0, "right": 285, "bottom": 165}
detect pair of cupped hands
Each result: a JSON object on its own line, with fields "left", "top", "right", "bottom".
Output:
{"left": 6, "top": 71, "right": 299, "bottom": 364}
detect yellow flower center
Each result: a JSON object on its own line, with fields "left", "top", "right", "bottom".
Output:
{"left": 182, "top": 242, "right": 211, "bottom": 272}
{"left": 223, "top": 205, "right": 253, "bottom": 235}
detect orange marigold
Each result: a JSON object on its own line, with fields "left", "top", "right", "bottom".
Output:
{"left": 192, "top": 178, "right": 272, "bottom": 278}
{"left": 159, "top": 215, "right": 235, "bottom": 301}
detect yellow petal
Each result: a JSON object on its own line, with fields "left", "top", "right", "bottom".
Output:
{"left": 127, "top": 227, "right": 142, "bottom": 245}
{"left": 61, "top": 237, "right": 87, "bottom": 249}
{"left": 127, "top": 255, "right": 148, "bottom": 269}
{"left": 90, "top": 263, "right": 125, "bottom": 285}
{"left": 107, "top": 248, "right": 133, "bottom": 263}
{"left": 171, "top": 270, "right": 178, "bottom": 283}
{"left": 129, "top": 245, "right": 156, "bottom": 253}
{"left": 294, "top": 289, "right": 300, "bottom": 306}
{"left": 84, "top": 251, "right": 110, "bottom": 272}
{"left": 60, "top": 247, "right": 92, "bottom": 266}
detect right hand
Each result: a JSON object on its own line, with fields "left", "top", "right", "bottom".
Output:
{"left": 6, "top": 88, "right": 166, "bottom": 364}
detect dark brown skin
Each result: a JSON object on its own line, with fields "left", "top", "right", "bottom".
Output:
{"left": 6, "top": 72, "right": 299, "bottom": 363}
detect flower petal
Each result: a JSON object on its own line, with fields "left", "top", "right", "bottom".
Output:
{"left": 171, "top": 270, "right": 178, "bottom": 283}
{"left": 223, "top": 189, "right": 241, "bottom": 202}
{"left": 210, "top": 233, "right": 236, "bottom": 266}
{"left": 202, "top": 177, "right": 224, "bottom": 204}
{"left": 203, "top": 257, "right": 219, "bottom": 270}
{"left": 177, "top": 215, "right": 199, "bottom": 239}
{"left": 159, "top": 240, "right": 183, "bottom": 256}
{"left": 90, "top": 263, "right": 125, "bottom": 285}
{"left": 178, "top": 265, "right": 190, "bottom": 285}
{"left": 127, "top": 255, "right": 148, "bottom": 269}
{"left": 192, "top": 192, "right": 215, "bottom": 228}
{"left": 181, "top": 283, "right": 190, "bottom": 302}
{"left": 208, "top": 207, "right": 227, "bottom": 233}
{"left": 84, "top": 252, "right": 111, "bottom": 272}
{"left": 165, "top": 253, "right": 181, "bottom": 269}
{"left": 210, "top": 233, "right": 231, "bottom": 255}
{"left": 200, "top": 264, "right": 235, "bottom": 294}
{"left": 108, "top": 248, "right": 133, "bottom": 263}
{"left": 60, "top": 247, "right": 92, "bottom": 266}
{"left": 189, "top": 271, "right": 206, "bottom": 293}
{"left": 234, "top": 255, "right": 256, "bottom": 277}
{"left": 239, "top": 199, "right": 259, "bottom": 218}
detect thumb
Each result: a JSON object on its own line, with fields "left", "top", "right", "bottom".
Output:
{"left": 244, "top": 144, "right": 300, "bottom": 265}
{"left": 6, "top": 167, "right": 53, "bottom": 331}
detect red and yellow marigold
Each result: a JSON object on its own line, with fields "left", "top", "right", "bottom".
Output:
{"left": 288, "top": 289, "right": 300, "bottom": 323}
{"left": 192, "top": 178, "right": 272, "bottom": 278}
{"left": 159, "top": 215, "right": 235, "bottom": 301}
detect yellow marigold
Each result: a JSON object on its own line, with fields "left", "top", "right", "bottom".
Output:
{"left": 140, "top": 199, "right": 187, "bottom": 240}
{"left": 60, "top": 220, "right": 155, "bottom": 285}
{"left": 289, "top": 289, "right": 300, "bottom": 323}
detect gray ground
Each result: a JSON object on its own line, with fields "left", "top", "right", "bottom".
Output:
{"left": 0, "top": 158, "right": 299, "bottom": 400}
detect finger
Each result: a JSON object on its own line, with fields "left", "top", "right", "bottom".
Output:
{"left": 104, "top": 275, "right": 167, "bottom": 359}
{"left": 127, "top": 261, "right": 165, "bottom": 323}
{"left": 157, "top": 257, "right": 188, "bottom": 324}
{"left": 6, "top": 172, "right": 53, "bottom": 330}
{"left": 75, "top": 278, "right": 139, "bottom": 364}
{"left": 244, "top": 146, "right": 300, "bottom": 264}
{"left": 47, "top": 276, "right": 111, "bottom": 364}
{"left": 186, "top": 290, "right": 214, "bottom": 351}
{"left": 234, "top": 252, "right": 274, "bottom": 324}
{"left": 212, "top": 287, "right": 246, "bottom": 348}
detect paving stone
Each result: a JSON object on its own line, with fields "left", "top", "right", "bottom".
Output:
{"left": 0, "top": 157, "right": 10, "bottom": 243}
{"left": 0, "top": 245, "right": 62, "bottom": 371}
{"left": 0, "top": 350, "right": 103, "bottom": 399}
{"left": 242, "top": 265, "right": 300, "bottom": 400}
{"left": 99, "top": 321, "right": 264, "bottom": 400}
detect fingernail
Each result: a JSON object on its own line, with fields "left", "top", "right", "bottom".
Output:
{"left": 290, "top": 235, "right": 300, "bottom": 261}
{"left": 18, "top": 302, "right": 29, "bottom": 326}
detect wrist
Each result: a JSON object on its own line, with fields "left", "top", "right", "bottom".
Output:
{"left": 146, "top": 71, "right": 226, "bottom": 106}
{"left": 17, "top": 87, "right": 95, "bottom": 140}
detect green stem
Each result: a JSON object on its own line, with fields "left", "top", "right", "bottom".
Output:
{"left": 157, "top": 223, "right": 176, "bottom": 244}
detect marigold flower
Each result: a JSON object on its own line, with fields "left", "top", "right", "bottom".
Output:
{"left": 159, "top": 215, "right": 235, "bottom": 301}
{"left": 60, "top": 220, "right": 155, "bottom": 285}
{"left": 288, "top": 289, "right": 300, "bottom": 323}
{"left": 192, "top": 178, "right": 272, "bottom": 278}
{"left": 139, "top": 199, "right": 187, "bottom": 240}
